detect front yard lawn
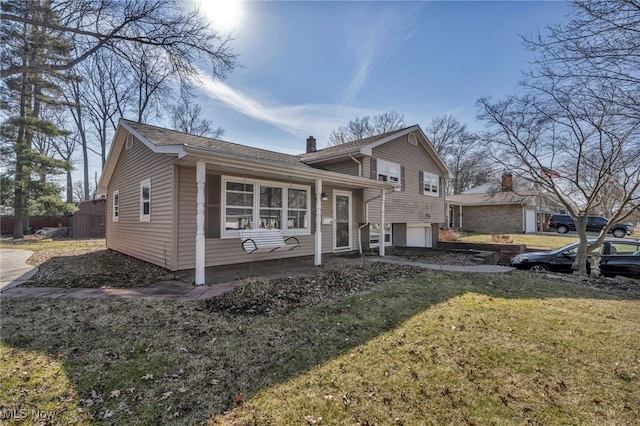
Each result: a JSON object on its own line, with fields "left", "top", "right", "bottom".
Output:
{"left": 2, "top": 269, "right": 639, "bottom": 425}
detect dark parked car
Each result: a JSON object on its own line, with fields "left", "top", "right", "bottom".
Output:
{"left": 547, "top": 214, "right": 632, "bottom": 238}
{"left": 510, "top": 238, "right": 640, "bottom": 278}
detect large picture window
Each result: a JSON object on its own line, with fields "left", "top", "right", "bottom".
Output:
{"left": 140, "top": 178, "right": 151, "bottom": 221}
{"left": 222, "top": 177, "right": 310, "bottom": 237}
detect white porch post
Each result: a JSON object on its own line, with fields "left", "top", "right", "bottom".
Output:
{"left": 195, "top": 160, "right": 206, "bottom": 285}
{"left": 314, "top": 179, "right": 323, "bottom": 266}
{"left": 380, "top": 188, "right": 385, "bottom": 257}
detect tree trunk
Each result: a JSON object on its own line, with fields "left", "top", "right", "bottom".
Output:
{"left": 66, "top": 169, "right": 73, "bottom": 203}
{"left": 572, "top": 216, "right": 590, "bottom": 275}
{"left": 13, "top": 66, "right": 29, "bottom": 239}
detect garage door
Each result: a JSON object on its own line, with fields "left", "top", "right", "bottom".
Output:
{"left": 406, "top": 224, "right": 432, "bottom": 247}
{"left": 525, "top": 209, "right": 536, "bottom": 233}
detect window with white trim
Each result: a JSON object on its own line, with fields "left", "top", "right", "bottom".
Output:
{"left": 377, "top": 159, "right": 401, "bottom": 184}
{"left": 112, "top": 190, "right": 119, "bottom": 222}
{"left": 287, "top": 188, "right": 309, "bottom": 231}
{"left": 259, "top": 185, "right": 283, "bottom": 229}
{"left": 225, "top": 181, "right": 254, "bottom": 231}
{"left": 140, "top": 178, "right": 151, "bottom": 221}
{"left": 370, "top": 223, "right": 392, "bottom": 247}
{"left": 222, "top": 177, "right": 310, "bottom": 237}
{"left": 422, "top": 172, "right": 440, "bottom": 196}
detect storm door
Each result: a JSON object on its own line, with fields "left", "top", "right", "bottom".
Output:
{"left": 333, "top": 191, "right": 352, "bottom": 250}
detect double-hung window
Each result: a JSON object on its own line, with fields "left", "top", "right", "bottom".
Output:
{"left": 140, "top": 179, "right": 151, "bottom": 221}
{"left": 421, "top": 171, "right": 440, "bottom": 196}
{"left": 222, "top": 178, "right": 310, "bottom": 237}
{"left": 377, "top": 159, "right": 401, "bottom": 184}
{"left": 225, "top": 182, "right": 254, "bottom": 231}
{"left": 112, "top": 190, "right": 119, "bottom": 222}
{"left": 259, "top": 185, "right": 283, "bottom": 229}
{"left": 287, "top": 188, "right": 309, "bottom": 231}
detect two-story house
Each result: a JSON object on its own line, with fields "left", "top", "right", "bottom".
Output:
{"left": 97, "top": 120, "right": 450, "bottom": 284}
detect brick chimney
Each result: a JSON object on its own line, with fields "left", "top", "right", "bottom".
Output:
{"left": 306, "top": 136, "right": 317, "bottom": 153}
{"left": 501, "top": 173, "right": 513, "bottom": 192}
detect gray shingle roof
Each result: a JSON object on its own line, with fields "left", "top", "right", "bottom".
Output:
{"left": 123, "top": 120, "right": 310, "bottom": 169}
{"left": 300, "top": 126, "right": 415, "bottom": 161}
{"left": 447, "top": 190, "right": 540, "bottom": 205}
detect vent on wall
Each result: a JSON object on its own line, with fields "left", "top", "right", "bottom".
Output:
{"left": 408, "top": 133, "right": 417, "bottom": 146}
{"left": 125, "top": 134, "right": 134, "bottom": 150}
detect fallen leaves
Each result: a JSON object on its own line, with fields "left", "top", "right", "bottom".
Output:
{"left": 204, "top": 264, "right": 424, "bottom": 317}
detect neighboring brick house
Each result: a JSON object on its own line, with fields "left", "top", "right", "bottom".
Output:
{"left": 446, "top": 174, "right": 564, "bottom": 234}
{"left": 97, "top": 120, "right": 450, "bottom": 284}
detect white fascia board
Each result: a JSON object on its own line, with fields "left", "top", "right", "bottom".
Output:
{"left": 120, "top": 121, "right": 186, "bottom": 156}
{"left": 183, "top": 146, "right": 393, "bottom": 190}
{"left": 302, "top": 150, "right": 361, "bottom": 164}
{"left": 96, "top": 120, "right": 186, "bottom": 196}
{"left": 359, "top": 126, "right": 418, "bottom": 156}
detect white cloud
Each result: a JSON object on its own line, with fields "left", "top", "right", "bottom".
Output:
{"left": 342, "top": 5, "right": 418, "bottom": 104}
{"left": 198, "top": 74, "right": 380, "bottom": 146}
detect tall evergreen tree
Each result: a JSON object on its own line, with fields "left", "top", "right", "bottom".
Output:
{"left": 1, "top": 0, "right": 75, "bottom": 238}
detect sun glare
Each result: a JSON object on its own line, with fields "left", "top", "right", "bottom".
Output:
{"left": 198, "top": 0, "right": 243, "bottom": 32}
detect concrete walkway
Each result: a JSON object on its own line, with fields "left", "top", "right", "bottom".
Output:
{"left": 0, "top": 251, "right": 514, "bottom": 301}
{"left": 0, "top": 249, "right": 39, "bottom": 292}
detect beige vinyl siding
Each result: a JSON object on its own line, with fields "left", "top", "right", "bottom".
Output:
{"left": 364, "top": 134, "right": 446, "bottom": 224}
{"left": 106, "top": 136, "right": 175, "bottom": 269}
{"left": 318, "top": 186, "right": 364, "bottom": 253}
{"left": 176, "top": 166, "right": 359, "bottom": 270}
{"left": 320, "top": 159, "right": 360, "bottom": 176}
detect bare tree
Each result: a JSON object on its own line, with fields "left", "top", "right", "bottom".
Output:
{"left": 424, "top": 114, "right": 466, "bottom": 157}
{"left": 79, "top": 51, "right": 130, "bottom": 167}
{"left": 424, "top": 115, "right": 492, "bottom": 194}
{"left": 478, "top": 87, "right": 640, "bottom": 275}
{"left": 478, "top": 0, "right": 640, "bottom": 276}
{"left": 170, "top": 91, "right": 224, "bottom": 138}
{"left": 1, "top": 0, "right": 238, "bottom": 80}
{"left": 329, "top": 111, "right": 405, "bottom": 145}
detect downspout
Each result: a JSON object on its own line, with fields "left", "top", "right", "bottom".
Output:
{"left": 358, "top": 188, "right": 396, "bottom": 254}
{"left": 522, "top": 203, "right": 526, "bottom": 234}
{"left": 349, "top": 153, "right": 362, "bottom": 177}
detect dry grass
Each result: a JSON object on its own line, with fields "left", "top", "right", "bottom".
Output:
{"left": 2, "top": 268, "right": 639, "bottom": 425}
{"left": 0, "top": 237, "right": 105, "bottom": 252}
{"left": 438, "top": 228, "right": 461, "bottom": 242}
{"left": 460, "top": 233, "right": 579, "bottom": 249}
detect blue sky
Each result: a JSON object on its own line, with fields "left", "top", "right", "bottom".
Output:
{"left": 189, "top": 0, "right": 572, "bottom": 155}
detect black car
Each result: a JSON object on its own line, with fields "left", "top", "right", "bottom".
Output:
{"left": 510, "top": 238, "right": 640, "bottom": 278}
{"left": 547, "top": 214, "right": 632, "bottom": 238}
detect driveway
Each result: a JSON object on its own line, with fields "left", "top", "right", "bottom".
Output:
{"left": 0, "top": 249, "right": 38, "bottom": 291}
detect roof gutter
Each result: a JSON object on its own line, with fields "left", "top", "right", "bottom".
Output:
{"left": 182, "top": 145, "right": 393, "bottom": 190}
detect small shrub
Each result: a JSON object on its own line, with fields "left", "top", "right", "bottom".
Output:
{"left": 490, "top": 233, "right": 513, "bottom": 243}
{"left": 439, "top": 228, "right": 461, "bottom": 242}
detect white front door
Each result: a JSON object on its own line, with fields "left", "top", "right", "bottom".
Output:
{"left": 333, "top": 191, "right": 352, "bottom": 250}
